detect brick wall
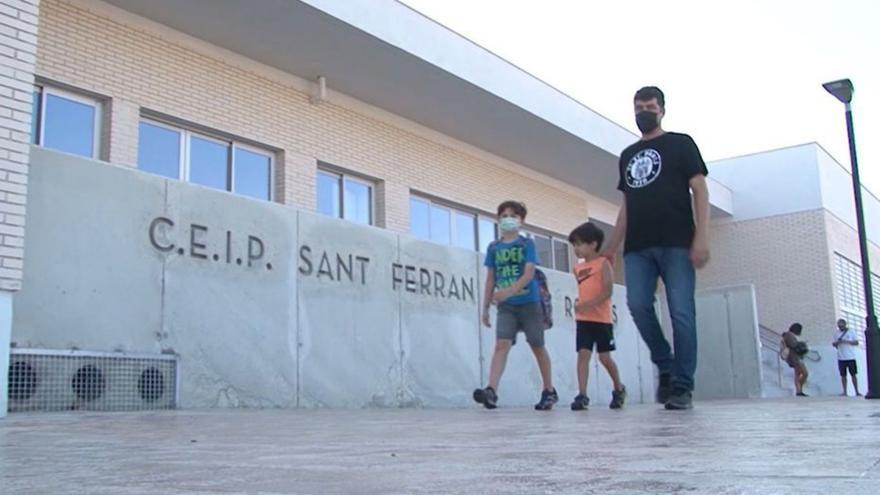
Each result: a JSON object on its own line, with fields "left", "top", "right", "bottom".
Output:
{"left": 699, "top": 209, "right": 837, "bottom": 343}
{"left": 34, "top": 0, "right": 594, "bottom": 238}
{"left": 0, "top": 0, "right": 39, "bottom": 291}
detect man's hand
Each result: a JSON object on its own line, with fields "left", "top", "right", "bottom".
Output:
{"left": 481, "top": 309, "right": 491, "bottom": 328}
{"left": 599, "top": 249, "right": 616, "bottom": 266}
{"left": 690, "top": 234, "right": 710, "bottom": 269}
{"left": 833, "top": 341, "right": 839, "bottom": 348}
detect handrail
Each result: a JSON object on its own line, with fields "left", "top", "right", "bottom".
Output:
{"left": 759, "top": 324, "right": 821, "bottom": 362}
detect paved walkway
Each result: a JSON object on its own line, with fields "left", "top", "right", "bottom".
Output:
{"left": 2, "top": 397, "right": 879, "bottom": 494}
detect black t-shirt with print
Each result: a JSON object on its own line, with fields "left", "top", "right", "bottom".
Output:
{"left": 617, "top": 132, "right": 708, "bottom": 254}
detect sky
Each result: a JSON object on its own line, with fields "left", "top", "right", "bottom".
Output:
{"left": 399, "top": 0, "right": 880, "bottom": 194}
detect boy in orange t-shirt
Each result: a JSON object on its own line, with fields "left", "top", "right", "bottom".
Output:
{"left": 569, "top": 222, "right": 626, "bottom": 410}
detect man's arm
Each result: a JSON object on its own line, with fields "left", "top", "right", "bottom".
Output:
{"left": 602, "top": 200, "right": 627, "bottom": 260}
{"left": 690, "top": 174, "right": 710, "bottom": 268}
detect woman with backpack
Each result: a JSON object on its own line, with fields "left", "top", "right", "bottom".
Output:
{"left": 781, "top": 323, "right": 810, "bottom": 397}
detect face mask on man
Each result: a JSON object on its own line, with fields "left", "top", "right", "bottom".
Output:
{"left": 636, "top": 110, "right": 660, "bottom": 134}
{"left": 499, "top": 217, "right": 520, "bottom": 233}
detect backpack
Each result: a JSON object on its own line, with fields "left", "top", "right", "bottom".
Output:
{"left": 489, "top": 236, "right": 553, "bottom": 330}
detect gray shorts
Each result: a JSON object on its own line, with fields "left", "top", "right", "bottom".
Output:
{"left": 496, "top": 301, "right": 545, "bottom": 347}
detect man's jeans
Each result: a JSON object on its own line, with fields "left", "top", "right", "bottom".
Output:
{"left": 624, "top": 247, "right": 697, "bottom": 392}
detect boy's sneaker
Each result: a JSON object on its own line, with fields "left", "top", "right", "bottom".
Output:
{"left": 473, "top": 386, "right": 498, "bottom": 409}
{"left": 656, "top": 372, "right": 672, "bottom": 404}
{"left": 664, "top": 389, "right": 693, "bottom": 410}
{"left": 610, "top": 386, "right": 627, "bottom": 409}
{"left": 534, "top": 388, "right": 559, "bottom": 410}
{"left": 570, "top": 394, "right": 590, "bottom": 411}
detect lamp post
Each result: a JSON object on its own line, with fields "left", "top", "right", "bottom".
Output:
{"left": 823, "top": 78, "right": 879, "bottom": 399}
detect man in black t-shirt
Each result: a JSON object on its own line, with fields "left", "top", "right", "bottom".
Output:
{"left": 602, "top": 86, "right": 710, "bottom": 410}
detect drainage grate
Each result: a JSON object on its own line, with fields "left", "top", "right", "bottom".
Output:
{"left": 7, "top": 349, "right": 177, "bottom": 413}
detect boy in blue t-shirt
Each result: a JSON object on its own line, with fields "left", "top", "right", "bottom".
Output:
{"left": 472, "top": 200, "right": 558, "bottom": 410}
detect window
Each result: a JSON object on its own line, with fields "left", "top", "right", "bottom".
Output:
{"left": 524, "top": 230, "right": 572, "bottom": 272}
{"left": 478, "top": 217, "right": 497, "bottom": 254}
{"left": 316, "top": 168, "right": 373, "bottom": 225}
{"left": 834, "top": 253, "right": 880, "bottom": 344}
{"left": 409, "top": 195, "right": 571, "bottom": 269}
{"left": 32, "top": 85, "right": 100, "bottom": 159}
{"left": 553, "top": 238, "right": 571, "bottom": 273}
{"left": 409, "top": 196, "right": 495, "bottom": 251}
{"left": 137, "top": 119, "right": 273, "bottom": 201}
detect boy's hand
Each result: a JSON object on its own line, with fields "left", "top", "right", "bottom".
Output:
{"left": 481, "top": 309, "right": 491, "bottom": 328}
{"left": 493, "top": 287, "right": 515, "bottom": 303}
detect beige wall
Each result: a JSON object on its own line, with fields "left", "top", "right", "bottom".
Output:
{"left": 0, "top": 0, "right": 39, "bottom": 291}
{"left": 34, "top": 0, "right": 597, "bottom": 238}
{"left": 699, "top": 209, "right": 837, "bottom": 343}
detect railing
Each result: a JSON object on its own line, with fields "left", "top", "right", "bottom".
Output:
{"left": 759, "top": 324, "right": 821, "bottom": 388}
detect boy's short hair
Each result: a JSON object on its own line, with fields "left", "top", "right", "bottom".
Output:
{"left": 634, "top": 86, "right": 665, "bottom": 109}
{"left": 496, "top": 200, "right": 527, "bottom": 220}
{"left": 789, "top": 323, "right": 803, "bottom": 335}
{"left": 568, "top": 222, "right": 604, "bottom": 250}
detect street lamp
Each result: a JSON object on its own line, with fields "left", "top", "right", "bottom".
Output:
{"left": 823, "top": 78, "right": 880, "bottom": 399}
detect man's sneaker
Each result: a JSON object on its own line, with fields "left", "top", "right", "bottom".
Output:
{"left": 610, "top": 386, "right": 627, "bottom": 409}
{"left": 570, "top": 394, "right": 590, "bottom": 411}
{"left": 473, "top": 386, "right": 498, "bottom": 409}
{"left": 535, "top": 388, "right": 559, "bottom": 410}
{"left": 664, "top": 389, "right": 693, "bottom": 410}
{"left": 656, "top": 373, "right": 672, "bottom": 404}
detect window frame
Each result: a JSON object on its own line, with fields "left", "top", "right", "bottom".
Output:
{"left": 33, "top": 84, "right": 102, "bottom": 159}
{"left": 138, "top": 117, "right": 274, "bottom": 201}
{"left": 316, "top": 166, "right": 375, "bottom": 226}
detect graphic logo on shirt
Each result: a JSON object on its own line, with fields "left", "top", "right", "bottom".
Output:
{"left": 625, "top": 149, "right": 662, "bottom": 188}
{"left": 576, "top": 267, "right": 593, "bottom": 285}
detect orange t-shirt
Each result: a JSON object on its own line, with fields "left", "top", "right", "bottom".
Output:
{"left": 573, "top": 257, "right": 613, "bottom": 323}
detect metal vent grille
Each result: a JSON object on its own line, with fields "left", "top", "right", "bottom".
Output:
{"left": 7, "top": 349, "right": 177, "bottom": 413}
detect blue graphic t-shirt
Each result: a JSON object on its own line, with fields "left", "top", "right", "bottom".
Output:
{"left": 484, "top": 236, "right": 540, "bottom": 306}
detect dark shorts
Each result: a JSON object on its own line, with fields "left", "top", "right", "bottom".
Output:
{"left": 496, "top": 301, "right": 545, "bottom": 347}
{"left": 576, "top": 321, "right": 615, "bottom": 353}
{"left": 838, "top": 359, "right": 858, "bottom": 376}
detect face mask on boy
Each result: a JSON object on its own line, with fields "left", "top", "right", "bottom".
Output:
{"left": 499, "top": 217, "right": 520, "bottom": 233}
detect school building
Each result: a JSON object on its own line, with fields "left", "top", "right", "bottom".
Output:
{"left": 1, "top": 0, "right": 877, "bottom": 416}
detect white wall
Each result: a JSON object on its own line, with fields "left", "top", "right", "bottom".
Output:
{"left": 0, "top": 291, "right": 10, "bottom": 417}
{"left": 693, "top": 285, "right": 763, "bottom": 400}
{"left": 12, "top": 148, "right": 658, "bottom": 409}
{"left": 817, "top": 146, "right": 880, "bottom": 247}
{"left": 708, "top": 144, "right": 824, "bottom": 222}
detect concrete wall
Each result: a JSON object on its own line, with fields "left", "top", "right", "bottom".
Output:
{"left": 12, "top": 148, "right": 656, "bottom": 408}
{"left": 692, "top": 285, "right": 762, "bottom": 400}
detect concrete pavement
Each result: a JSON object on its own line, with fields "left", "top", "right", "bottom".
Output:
{"left": 2, "top": 397, "right": 879, "bottom": 494}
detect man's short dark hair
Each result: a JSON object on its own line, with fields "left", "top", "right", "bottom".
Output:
{"left": 496, "top": 200, "right": 527, "bottom": 220}
{"left": 568, "top": 222, "right": 604, "bottom": 250}
{"left": 789, "top": 323, "right": 803, "bottom": 335}
{"left": 634, "top": 86, "right": 665, "bottom": 109}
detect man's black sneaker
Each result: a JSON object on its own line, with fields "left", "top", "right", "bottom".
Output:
{"left": 473, "top": 386, "right": 498, "bottom": 409}
{"left": 664, "top": 389, "right": 693, "bottom": 410}
{"left": 656, "top": 373, "right": 672, "bottom": 404}
{"left": 535, "top": 388, "right": 559, "bottom": 410}
{"left": 796, "top": 392, "right": 809, "bottom": 397}
{"left": 610, "top": 386, "right": 627, "bottom": 409}
{"left": 570, "top": 394, "right": 590, "bottom": 411}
